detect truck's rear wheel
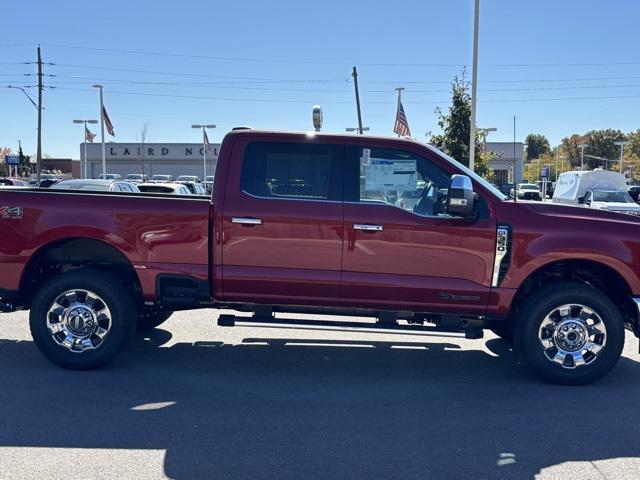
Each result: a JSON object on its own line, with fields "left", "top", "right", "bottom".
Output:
{"left": 514, "top": 282, "right": 624, "bottom": 385}
{"left": 29, "top": 269, "right": 137, "bottom": 369}
{"left": 137, "top": 311, "right": 173, "bottom": 331}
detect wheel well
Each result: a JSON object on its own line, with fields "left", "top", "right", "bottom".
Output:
{"left": 20, "top": 238, "right": 142, "bottom": 309}
{"left": 511, "top": 259, "right": 636, "bottom": 323}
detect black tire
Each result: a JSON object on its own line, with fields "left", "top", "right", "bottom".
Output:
{"left": 137, "top": 311, "right": 173, "bottom": 331}
{"left": 514, "top": 282, "right": 625, "bottom": 385}
{"left": 29, "top": 268, "right": 137, "bottom": 370}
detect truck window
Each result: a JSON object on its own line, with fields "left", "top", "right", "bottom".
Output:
{"left": 349, "top": 147, "right": 452, "bottom": 217}
{"left": 241, "top": 142, "right": 340, "bottom": 201}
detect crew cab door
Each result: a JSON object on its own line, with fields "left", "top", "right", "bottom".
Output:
{"left": 341, "top": 142, "right": 497, "bottom": 314}
{"left": 220, "top": 137, "right": 344, "bottom": 307}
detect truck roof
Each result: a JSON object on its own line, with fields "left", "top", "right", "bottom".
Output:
{"left": 224, "top": 129, "right": 422, "bottom": 145}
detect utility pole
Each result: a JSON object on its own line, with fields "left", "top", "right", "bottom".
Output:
{"left": 469, "top": 0, "right": 480, "bottom": 172}
{"left": 615, "top": 141, "right": 630, "bottom": 174}
{"left": 36, "top": 45, "right": 43, "bottom": 183}
{"left": 352, "top": 67, "right": 364, "bottom": 134}
{"left": 578, "top": 143, "right": 588, "bottom": 171}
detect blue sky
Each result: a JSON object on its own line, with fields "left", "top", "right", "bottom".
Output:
{"left": 2, "top": 0, "right": 640, "bottom": 159}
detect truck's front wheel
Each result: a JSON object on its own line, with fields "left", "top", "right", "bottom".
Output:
{"left": 515, "top": 282, "right": 625, "bottom": 385}
{"left": 29, "top": 269, "right": 137, "bottom": 369}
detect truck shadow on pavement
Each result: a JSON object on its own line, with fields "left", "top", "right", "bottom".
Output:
{"left": 0, "top": 327, "right": 639, "bottom": 479}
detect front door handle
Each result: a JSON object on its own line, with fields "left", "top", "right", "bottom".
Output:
{"left": 232, "top": 217, "right": 263, "bottom": 225}
{"left": 353, "top": 224, "right": 384, "bottom": 232}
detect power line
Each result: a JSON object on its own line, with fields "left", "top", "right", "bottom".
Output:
{"left": 47, "top": 85, "right": 640, "bottom": 105}
{"left": 41, "top": 43, "right": 640, "bottom": 68}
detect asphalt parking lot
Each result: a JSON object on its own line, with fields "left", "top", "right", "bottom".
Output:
{"left": 0, "top": 309, "right": 639, "bottom": 480}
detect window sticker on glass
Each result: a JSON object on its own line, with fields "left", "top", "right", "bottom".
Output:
{"left": 365, "top": 159, "right": 417, "bottom": 191}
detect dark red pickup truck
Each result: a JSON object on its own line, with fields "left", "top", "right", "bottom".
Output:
{"left": 2, "top": 129, "right": 640, "bottom": 384}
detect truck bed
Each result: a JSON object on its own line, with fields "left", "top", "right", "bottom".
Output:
{"left": 0, "top": 188, "right": 211, "bottom": 299}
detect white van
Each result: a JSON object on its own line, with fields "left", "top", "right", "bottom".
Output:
{"left": 552, "top": 169, "right": 640, "bottom": 215}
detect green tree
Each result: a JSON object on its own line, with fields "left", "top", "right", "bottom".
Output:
{"left": 0, "top": 147, "right": 11, "bottom": 177}
{"left": 17, "top": 143, "right": 31, "bottom": 176}
{"left": 428, "top": 73, "right": 492, "bottom": 178}
{"left": 524, "top": 133, "right": 551, "bottom": 160}
{"left": 559, "top": 129, "right": 626, "bottom": 169}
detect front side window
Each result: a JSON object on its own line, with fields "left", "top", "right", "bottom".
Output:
{"left": 241, "top": 142, "right": 340, "bottom": 201}
{"left": 354, "top": 147, "right": 452, "bottom": 217}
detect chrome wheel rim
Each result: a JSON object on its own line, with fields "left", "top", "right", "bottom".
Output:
{"left": 46, "top": 289, "right": 112, "bottom": 353}
{"left": 538, "top": 304, "right": 607, "bottom": 369}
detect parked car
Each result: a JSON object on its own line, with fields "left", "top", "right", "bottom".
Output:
{"left": 125, "top": 173, "right": 148, "bottom": 183}
{"left": 178, "top": 181, "right": 207, "bottom": 195}
{"left": 204, "top": 175, "right": 215, "bottom": 193}
{"left": 499, "top": 183, "right": 514, "bottom": 196}
{"left": 150, "top": 174, "right": 174, "bottom": 183}
{"left": 4, "top": 129, "right": 640, "bottom": 385}
{"left": 578, "top": 189, "right": 640, "bottom": 215}
{"left": 627, "top": 185, "right": 640, "bottom": 203}
{"left": 177, "top": 175, "right": 201, "bottom": 183}
{"left": 0, "top": 178, "right": 30, "bottom": 187}
{"left": 29, "top": 173, "right": 58, "bottom": 186}
{"left": 137, "top": 182, "right": 192, "bottom": 195}
{"left": 96, "top": 174, "right": 122, "bottom": 180}
{"left": 511, "top": 183, "right": 542, "bottom": 201}
{"left": 52, "top": 179, "right": 140, "bottom": 193}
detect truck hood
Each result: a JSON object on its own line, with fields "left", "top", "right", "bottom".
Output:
{"left": 522, "top": 201, "right": 640, "bottom": 225}
{"left": 590, "top": 201, "right": 640, "bottom": 213}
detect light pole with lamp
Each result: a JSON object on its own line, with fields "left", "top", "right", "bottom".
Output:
{"left": 73, "top": 119, "right": 98, "bottom": 179}
{"left": 192, "top": 124, "right": 216, "bottom": 181}
{"left": 615, "top": 141, "right": 630, "bottom": 174}
{"left": 92, "top": 84, "right": 107, "bottom": 177}
{"left": 578, "top": 143, "right": 589, "bottom": 170}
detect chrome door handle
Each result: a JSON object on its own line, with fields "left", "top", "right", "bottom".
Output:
{"left": 232, "top": 217, "right": 263, "bottom": 225}
{"left": 353, "top": 224, "right": 384, "bottom": 232}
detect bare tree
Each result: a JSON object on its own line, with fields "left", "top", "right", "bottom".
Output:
{"left": 136, "top": 123, "right": 150, "bottom": 176}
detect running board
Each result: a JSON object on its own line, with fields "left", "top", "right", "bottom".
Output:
{"left": 217, "top": 314, "right": 484, "bottom": 339}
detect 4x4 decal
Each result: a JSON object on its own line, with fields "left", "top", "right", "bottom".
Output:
{"left": 0, "top": 207, "right": 23, "bottom": 219}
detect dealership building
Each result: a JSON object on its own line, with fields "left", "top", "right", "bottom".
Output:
{"left": 486, "top": 142, "right": 524, "bottom": 185}
{"left": 81, "top": 142, "right": 221, "bottom": 179}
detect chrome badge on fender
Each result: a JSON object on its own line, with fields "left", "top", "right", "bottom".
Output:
{"left": 0, "top": 207, "right": 23, "bottom": 219}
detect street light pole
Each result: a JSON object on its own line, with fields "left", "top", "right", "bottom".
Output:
{"left": 615, "top": 141, "right": 630, "bottom": 174}
{"left": 578, "top": 143, "right": 588, "bottom": 171}
{"left": 92, "top": 84, "right": 107, "bottom": 177}
{"left": 192, "top": 124, "right": 216, "bottom": 181}
{"left": 469, "top": 0, "right": 480, "bottom": 172}
{"left": 73, "top": 119, "right": 98, "bottom": 179}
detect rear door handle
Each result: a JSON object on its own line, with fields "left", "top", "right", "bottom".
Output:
{"left": 232, "top": 217, "right": 263, "bottom": 225}
{"left": 353, "top": 224, "right": 384, "bottom": 232}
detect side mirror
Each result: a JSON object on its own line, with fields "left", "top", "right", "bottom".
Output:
{"left": 447, "top": 174, "right": 476, "bottom": 219}
{"left": 577, "top": 196, "right": 585, "bottom": 204}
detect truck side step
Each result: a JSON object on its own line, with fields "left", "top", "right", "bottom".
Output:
{"left": 216, "top": 313, "right": 483, "bottom": 337}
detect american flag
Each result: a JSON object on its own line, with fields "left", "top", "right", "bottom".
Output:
{"left": 394, "top": 100, "right": 411, "bottom": 137}
{"left": 102, "top": 106, "right": 115, "bottom": 136}
{"left": 203, "top": 129, "right": 212, "bottom": 153}
{"left": 85, "top": 126, "right": 96, "bottom": 143}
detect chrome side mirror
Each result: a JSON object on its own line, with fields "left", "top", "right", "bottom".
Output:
{"left": 447, "top": 174, "right": 476, "bottom": 219}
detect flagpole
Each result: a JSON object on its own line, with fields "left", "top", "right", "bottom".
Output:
{"left": 395, "top": 87, "right": 404, "bottom": 138}
{"left": 92, "top": 84, "right": 106, "bottom": 178}
{"left": 83, "top": 122, "right": 88, "bottom": 179}
{"left": 202, "top": 127, "right": 206, "bottom": 182}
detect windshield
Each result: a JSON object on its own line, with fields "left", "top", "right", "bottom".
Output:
{"left": 424, "top": 144, "right": 507, "bottom": 200}
{"left": 127, "top": 174, "right": 143, "bottom": 179}
{"left": 593, "top": 191, "right": 635, "bottom": 203}
{"left": 519, "top": 184, "right": 540, "bottom": 190}
{"left": 152, "top": 175, "right": 171, "bottom": 180}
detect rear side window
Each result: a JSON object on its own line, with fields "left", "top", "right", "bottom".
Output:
{"left": 241, "top": 142, "right": 341, "bottom": 201}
